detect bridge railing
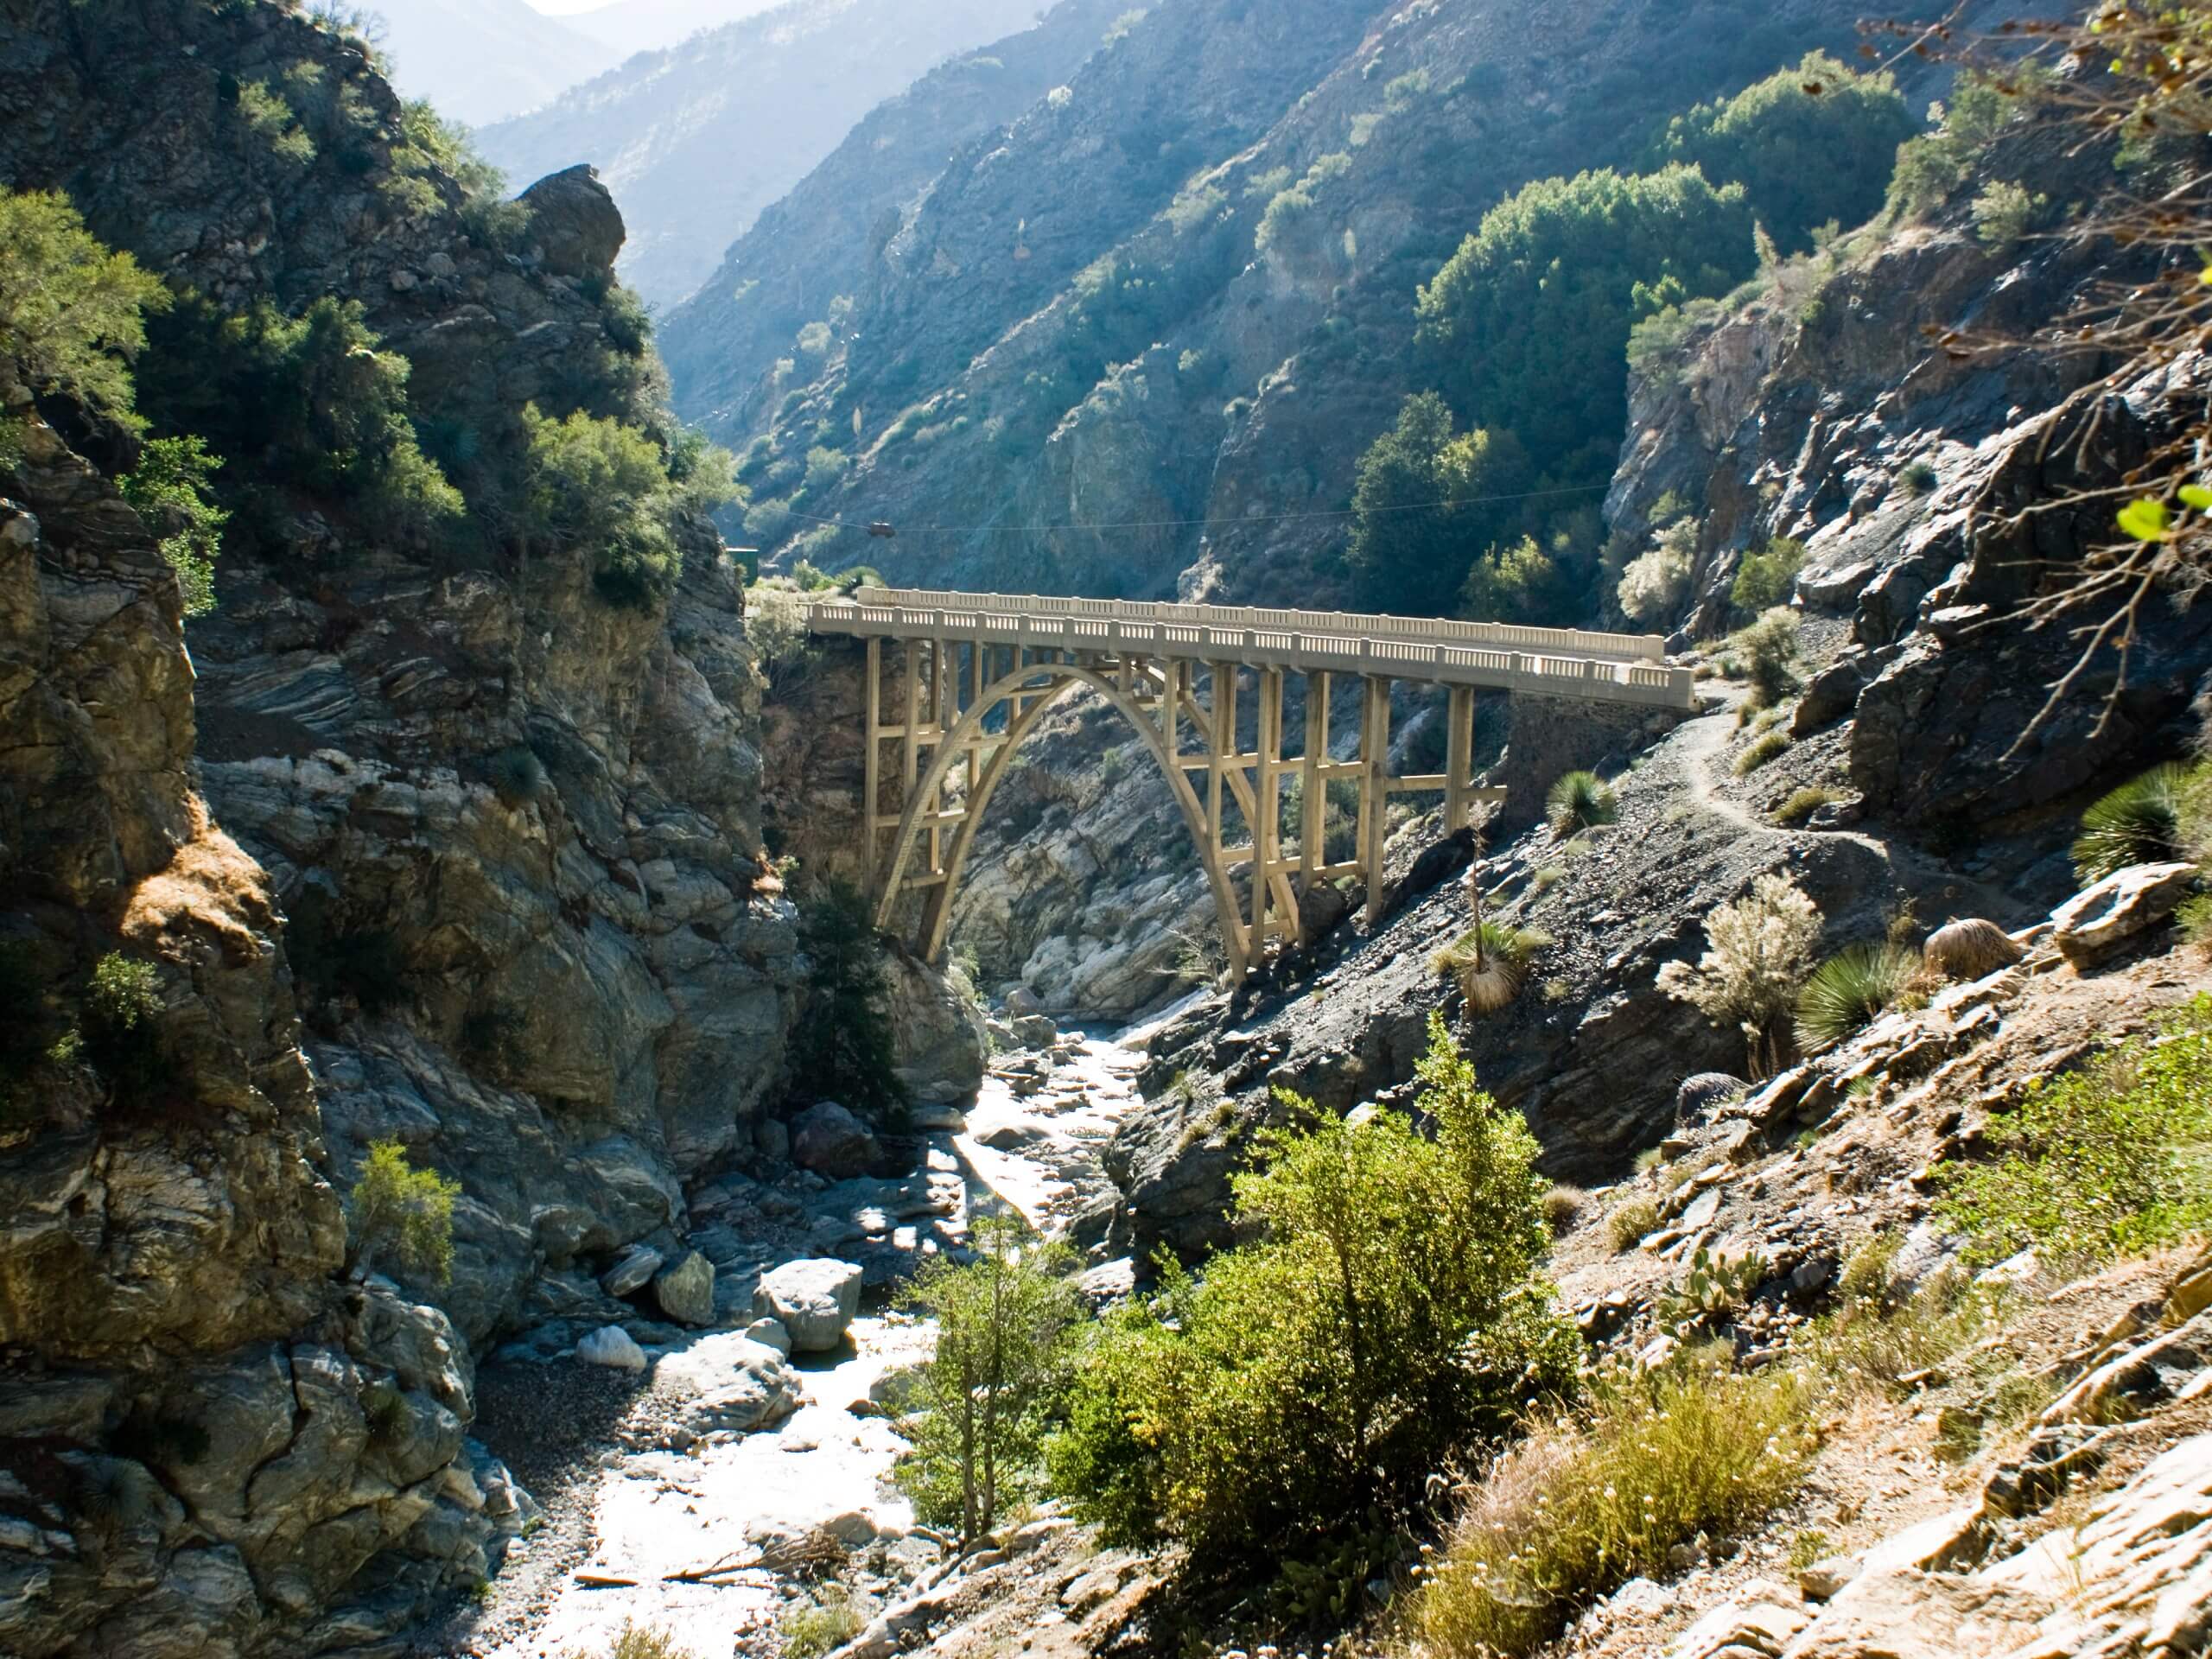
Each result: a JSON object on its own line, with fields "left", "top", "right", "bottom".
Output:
{"left": 804, "top": 598, "right": 1698, "bottom": 710}
{"left": 851, "top": 586, "right": 1667, "bottom": 663}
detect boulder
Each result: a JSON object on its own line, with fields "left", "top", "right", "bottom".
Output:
{"left": 652, "top": 1252, "right": 716, "bottom": 1327}
{"left": 1004, "top": 985, "right": 1046, "bottom": 1018}
{"left": 755, "top": 1116, "right": 791, "bottom": 1162}
{"left": 575, "top": 1325, "right": 647, "bottom": 1371}
{"left": 601, "top": 1244, "right": 664, "bottom": 1299}
{"left": 792, "top": 1101, "right": 878, "bottom": 1179}
{"left": 518, "top": 163, "right": 624, "bottom": 279}
{"left": 2050, "top": 862, "right": 2196, "bottom": 968}
{"left": 1924, "top": 918, "right": 2024, "bottom": 982}
{"left": 753, "top": 1258, "right": 863, "bottom": 1351}
{"left": 654, "top": 1338, "right": 803, "bottom": 1433}
{"left": 744, "top": 1318, "right": 792, "bottom": 1356}
{"left": 907, "top": 1102, "right": 969, "bottom": 1133}
{"left": 1009, "top": 1013, "right": 1058, "bottom": 1049}
{"left": 1674, "top": 1072, "right": 1745, "bottom": 1120}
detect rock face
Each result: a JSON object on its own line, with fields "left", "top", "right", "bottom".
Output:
{"left": 792, "top": 1101, "right": 880, "bottom": 1179}
{"left": 2050, "top": 862, "right": 2195, "bottom": 969}
{"left": 753, "top": 1259, "right": 865, "bottom": 1352}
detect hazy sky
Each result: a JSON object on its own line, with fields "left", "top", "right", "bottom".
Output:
{"left": 523, "top": 0, "right": 602, "bottom": 13}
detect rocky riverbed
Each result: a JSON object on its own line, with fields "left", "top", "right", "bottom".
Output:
{"left": 420, "top": 1016, "right": 1160, "bottom": 1657}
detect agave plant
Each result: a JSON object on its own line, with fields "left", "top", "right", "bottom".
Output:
{"left": 2072, "top": 762, "right": 2193, "bottom": 887}
{"left": 1795, "top": 943, "right": 1918, "bottom": 1052}
{"left": 1546, "top": 770, "right": 1618, "bottom": 837}
{"left": 1432, "top": 920, "right": 1550, "bottom": 1014}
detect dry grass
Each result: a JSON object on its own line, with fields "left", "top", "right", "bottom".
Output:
{"left": 1735, "top": 730, "right": 1794, "bottom": 775}
{"left": 1605, "top": 1196, "right": 1661, "bottom": 1253}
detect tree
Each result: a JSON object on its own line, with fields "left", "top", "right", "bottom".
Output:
{"left": 1051, "top": 1012, "right": 1579, "bottom": 1567}
{"left": 1346, "top": 393, "right": 1530, "bottom": 616}
{"left": 119, "top": 436, "right": 226, "bottom": 617}
{"left": 1651, "top": 54, "right": 1917, "bottom": 252}
{"left": 348, "top": 1139, "right": 461, "bottom": 1284}
{"left": 0, "top": 188, "right": 168, "bottom": 429}
{"left": 519, "top": 402, "right": 682, "bottom": 607}
{"left": 1414, "top": 166, "right": 1757, "bottom": 482}
{"left": 790, "top": 878, "right": 901, "bottom": 1112}
{"left": 894, "top": 1214, "right": 1084, "bottom": 1544}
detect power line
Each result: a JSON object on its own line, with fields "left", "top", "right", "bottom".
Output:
{"left": 777, "top": 480, "right": 1611, "bottom": 538}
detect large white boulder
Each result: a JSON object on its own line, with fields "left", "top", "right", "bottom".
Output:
{"left": 575, "top": 1325, "right": 647, "bottom": 1371}
{"left": 753, "top": 1258, "right": 864, "bottom": 1352}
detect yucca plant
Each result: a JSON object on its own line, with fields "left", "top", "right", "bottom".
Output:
{"left": 2071, "top": 762, "right": 2192, "bottom": 886}
{"left": 1432, "top": 920, "right": 1550, "bottom": 1014}
{"left": 1795, "top": 943, "right": 1918, "bottom": 1052}
{"left": 1546, "top": 770, "right": 1618, "bottom": 836}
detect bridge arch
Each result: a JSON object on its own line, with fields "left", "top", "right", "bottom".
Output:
{"left": 874, "top": 654, "right": 1253, "bottom": 980}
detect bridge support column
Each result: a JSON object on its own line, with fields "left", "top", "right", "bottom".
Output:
{"left": 1360, "top": 675, "right": 1393, "bottom": 925}
{"left": 1300, "top": 671, "right": 1329, "bottom": 925}
{"left": 1445, "top": 683, "right": 1476, "bottom": 835}
{"left": 863, "top": 636, "right": 883, "bottom": 899}
{"left": 1253, "top": 668, "right": 1286, "bottom": 952}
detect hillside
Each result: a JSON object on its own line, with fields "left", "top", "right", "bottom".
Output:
{"left": 363, "top": 0, "right": 609, "bottom": 125}
{"left": 565, "top": 0, "right": 787, "bottom": 53}
{"left": 474, "top": 0, "right": 1059, "bottom": 305}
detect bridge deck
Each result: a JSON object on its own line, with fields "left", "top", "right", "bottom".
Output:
{"left": 802, "top": 587, "right": 1697, "bottom": 710}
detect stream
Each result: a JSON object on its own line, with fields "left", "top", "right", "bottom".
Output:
{"left": 448, "top": 1007, "right": 1177, "bottom": 1659}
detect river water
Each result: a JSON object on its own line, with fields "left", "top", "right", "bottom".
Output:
{"left": 468, "top": 1010, "right": 1172, "bottom": 1658}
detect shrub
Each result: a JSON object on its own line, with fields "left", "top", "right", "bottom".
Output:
{"left": 1973, "top": 180, "right": 2042, "bottom": 250}
{"left": 1431, "top": 920, "right": 1550, "bottom": 1014}
{"left": 118, "top": 436, "right": 226, "bottom": 617}
{"left": 518, "top": 403, "right": 682, "bottom": 608}
{"left": 1886, "top": 76, "right": 2023, "bottom": 216}
{"left": 778, "top": 1587, "right": 861, "bottom": 1659}
{"left": 1459, "top": 534, "right": 1568, "bottom": 627}
{"left": 1657, "top": 871, "right": 1821, "bottom": 1076}
{"left": 893, "top": 1214, "right": 1083, "bottom": 1542}
{"left": 746, "top": 583, "right": 812, "bottom": 684}
{"left": 607, "top": 1622, "right": 696, "bottom": 1659}
{"left": 1543, "top": 1185, "right": 1585, "bottom": 1233}
{"left": 1731, "top": 607, "right": 1801, "bottom": 708}
{"left": 1606, "top": 1195, "right": 1661, "bottom": 1253}
{"left": 1734, "top": 730, "right": 1793, "bottom": 775}
{"left": 1923, "top": 917, "right": 2024, "bottom": 982}
{"left": 790, "top": 879, "right": 900, "bottom": 1112}
{"left": 80, "top": 952, "right": 170, "bottom": 1104}
{"left": 2180, "top": 890, "right": 2212, "bottom": 950}
{"left": 1347, "top": 394, "right": 1530, "bottom": 617}
{"left": 1937, "top": 995, "right": 2212, "bottom": 1268}
{"left": 0, "top": 188, "right": 168, "bottom": 430}
{"left": 1795, "top": 943, "right": 1917, "bottom": 1052}
{"left": 1775, "top": 785, "right": 1844, "bottom": 825}
{"left": 1410, "top": 1357, "right": 1817, "bottom": 1656}
{"left": 1730, "top": 537, "right": 1804, "bottom": 616}
{"left": 1897, "top": 458, "right": 1940, "bottom": 495}
{"left": 347, "top": 1138, "right": 461, "bottom": 1283}
{"left": 2072, "top": 762, "right": 2192, "bottom": 886}
{"left": 1546, "top": 771, "right": 1618, "bottom": 836}
{"left": 486, "top": 744, "right": 547, "bottom": 806}
{"left": 1616, "top": 517, "right": 1698, "bottom": 623}
{"left": 1051, "top": 1012, "right": 1578, "bottom": 1568}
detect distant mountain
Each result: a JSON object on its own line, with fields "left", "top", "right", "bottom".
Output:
{"left": 474, "top": 0, "right": 1052, "bottom": 306}
{"left": 365, "top": 0, "right": 609, "bottom": 126}
{"left": 562, "top": 0, "right": 788, "bottom": 54}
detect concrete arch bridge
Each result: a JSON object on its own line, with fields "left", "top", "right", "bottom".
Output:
{"left": 802, "top": 587, "right": 1697, "bottom": 984}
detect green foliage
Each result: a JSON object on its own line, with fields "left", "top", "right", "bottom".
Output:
{"left": 1897, "top": 458, "right": 1940, "bottom": 495}
{"left": 1051, "top": 1011, "right": 1578, "bottom": 1569}
{"left": 1415, "top": 166, "right": 1757, "bottom": 483}
{"left": 1796, "top": 943, "right": 1917, "bottom": 1051}
{"left": 1546, "top": 771, "right": 1618, "bottom": 836}
{"left": 487, "top": 744, "right": 547, "bottom": 806}
{"left": 233, "top": 79, "right": 315, "bottom": 164}
{"left": 790, "top": 879, "right": 900, "bottom": 1112}
{"left": 1887, "top": 76, "right": 2023, "bottom": 217}
{"left": 2072, "top": 762, "right": 2193, "bottom": 886}
{"left": 1617, "top": 515, "right": 1699, "bottom": 624}
{"left": 1411, "top": 1355, "right": 1816, "bottom": 1657}
{"left": 1431, "top": 920, "right": 1551, "bottom": 1014}
{"left": 1938, "top": 995, "right": 2212, "bottom": 1268}
{"left": 778, "top": 1586, "right": 861, "bottom": 1659}
{"left": 141, "top": 296, "right": 462, "bottom": 540}
{"left": 1973, "top": 181, "right": 2044, "bottom": 251}
{"left": 1730, "top": 537, "right": 1804, "bottom": 617}
{"left": 0, "top": 188, "right": 168, "bottom": 430}
{"left": 1255, "top": 153, "right": 1353, "bottom": 260}
{"left": 1735, "top": 730, "right": 1793, "bottom": 775}
{"left": 80, "top": 953, "right": 170, "bottom": 1105}
{"left": 1650, "top": 54, "right": 1916, "bottom": 253}
{"left": 1732, "top": 607, "right": 1801, "bottom": 708}
{"left": 1656, "top": 1243, "right": 1770, "bottom": 1335}
{"left": 518, "top": 403, "right": 682, "bottom": 607}
{"left": 893, "top": 1214, "right": 1084, "bottom": 1542}
{"left": 119, "top": 436, "right": 226, "bottom": 617}
{"left": 1346, "top": 392, "right": 1531, "bottom": 616}
{"left": 347, "top": 1138, "right": 461, "bottom": 1284}
{"left": 1459, "top": 532, "right": 1570, "bottom": 626}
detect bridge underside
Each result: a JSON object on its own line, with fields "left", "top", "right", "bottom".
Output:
{"left": 849, "top": 637, "right": 1502, "bottom": 985}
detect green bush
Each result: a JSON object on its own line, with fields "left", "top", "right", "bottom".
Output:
{"left": 0, "top": 188, "right": 168, "bottom": 430}
{"left": 790, "top": 879, "right": 901, "bottom": 1112}
{"left": 1546, "top": 770, "right": 1619, "bottom": 836}
{"left": 1731, "top": 607, "right": 1801, "bottom": 708}
{"left": 119, "top": 436, "right": 226, "bottom": 617}
{"left": 2072, "top": 762, "right": 2193, "bottom": 886}
{"left": 1050, "top": 1011, "right": 1579, "bottom": 1569}
{"left": 893, "top": 1214, "right": 1084, "bottom": 1542}
{"left": 80, "top": 952, "right": 171, "bottom": 1105}
{"left": 1897, "top": 458, "right": 1940, "bottom": 495}
{"left": 778, "top": 1587, "right": 861, "bottom": 1659}
{"left": 1410, "top": 1356, "right": 1817, "bottom": 1657}
{"left": 1346, "top": 393, "right": 1531, "bottom": 616}
{"left": 347, "top": 1138, "right": 461, "bottom": 1283}
{"left": 1649, "top": 53, "right": 1917, "bottom": 253}
{"left": 1887, "top": 76, "right": 2024, "bottom": 217}
{"left": 1459, "top": 533, "right": 1569, "bottom": 626}
{"left": 1938, "top": 995, "right": 2212, "bottom": 1268}
{"left": 1973, "top": 181, "right": 2044, "bottom": 251}
{"left": 1617, "top": 515, "right": 1699, "bottom": 624}
{"left": 1734, "top": 729, "right": 1792, "bottom": 775}
{"left": 518, "top": 403, "right": 683, "bottom": 607}
{"left": 1795, "top": 943, "right": 1917, "bottom": 1051}
{"left": 1730, "top": 537, "right": 1804, "bottom": 617}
